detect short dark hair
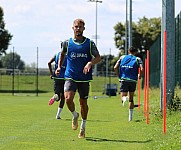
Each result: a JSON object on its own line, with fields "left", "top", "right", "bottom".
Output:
{"left": 129, "top": 47, "right": 138, "bottom": 53}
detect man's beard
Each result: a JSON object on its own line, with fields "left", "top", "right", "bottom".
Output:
{"left": 76, "top": 31, "right": 83, "bottom": 36}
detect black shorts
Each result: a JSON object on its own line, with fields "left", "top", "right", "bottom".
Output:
{"left": 54, "top": 79, "right": 65, "bottom": 95}
{"left": 64, "top": 80, "right": 90, "bottom": 99}
{"left": 120, "top": 80, "right": 136, "bottom": 92}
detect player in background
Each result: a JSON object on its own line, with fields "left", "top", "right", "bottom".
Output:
{"left": 114, "top": 47, "right": 143, "bottom": 121}
{"left": 48, "top": 43, "right": 67, "bottom": 119}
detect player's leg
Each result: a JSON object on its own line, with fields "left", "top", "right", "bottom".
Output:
{"left": 128, "top": 82, "right": 136, "bottom": 121}
{"left": 49, "top": 79, "right": 59, "bottom": 105}
{"left": 56, "top": 95, "right": 64, "bottom": 119}
{"left": 128, "top": 92, "right": 134, "bottom": 121}
{"left": 56, "top": 80, "right": 65, "bottom": 119}
{"left": 64, "top": 80, "right": 79, "bottom": 130}
{"left": 120, "top": 81, "right": 129, "bottom": 107}
{"left": 77, "top": 82, "right": 89, "bottom": 138}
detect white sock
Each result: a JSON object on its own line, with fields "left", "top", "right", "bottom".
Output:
{"left": 80, "top": 119, "right": 86, "bottom": 130}
{"left": 56, "top": 107, "right": 62, "bottom": 117}
{"left": 72, "top": 110, "right": 78, "bottom": 118}
{"left": 122, "top": 96, "right": 128, "bottom": 106}
{"left": 122, "top": 96, "right": 128, "bottom": 102}
{"left": 53, "top": 94, "right": 59, "bottom": 101}
{"left": 129, "top": 109, "right": 133, "bottom": 121}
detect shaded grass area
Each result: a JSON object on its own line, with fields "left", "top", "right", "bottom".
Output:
{"left": 0, "top": 90, "right": 47, "bottom": 93}
{"left": 0, "top": 89, "right": 181, "bottom": 150}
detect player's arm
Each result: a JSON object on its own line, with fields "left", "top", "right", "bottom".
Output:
{"left": 138, "top": 64, "right": 144, "bottom": 79}
{"left": 55, "top": 41, "right": 68, "bottom": 76}
{"left": 114, "top": 58, "right": 121, "bottom": 77}
{"left": 83, "top": 41, "right": 101, "bottom": 74}
{"left": 48, "top": 55, "right": 56, "bottom": 79}
{"left": 137, "top": 58, "right": 144, "bottom": 79}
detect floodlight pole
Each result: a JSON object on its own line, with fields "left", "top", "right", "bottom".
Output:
{"left": 88, "top": 0, "right": 102, "bottom": 76}
{"left": 128, "top": 0, "right": 132, "bottom": 48}
{"left": 36, "top": 47, "right": 39, "bottom": 96}
{"left": 125, "top": 0, "right": 128, "bottom": 54}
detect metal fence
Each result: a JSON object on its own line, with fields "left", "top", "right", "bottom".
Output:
{"left": 0, "top": 67, "right": 118, "bottom": 96}
{"left": 0, "top": 68, "right": 50, "bottom": 96}
{"left": 175, "top": 12, "right": 181, "bottom": 86}
{"left": 149, "top": 11, "right": 181, "bottom": 88}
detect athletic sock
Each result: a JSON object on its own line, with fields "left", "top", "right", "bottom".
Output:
{"left": 72, "top": 110, "right": 78, "bottom": 118}
{"left": 80, "top": 119, "right": 86, "bottom": 130}
{"left": 122, "top": 96, "right": 128, "bottom": 106}
{"left": 53, "top": 94, "right": 59, "bottom": 101}
{"left": 129, "top": 109, "right": 133, "bottom": 121}
{"left": 56, "top": 107, "right": 62, "bottom": 117}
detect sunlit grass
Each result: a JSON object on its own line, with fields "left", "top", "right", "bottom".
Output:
{"left": 0, "top": 88, "right": 181, "bottom": 150}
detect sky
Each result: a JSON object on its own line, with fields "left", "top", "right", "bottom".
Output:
{"left": 0, "top": 0, "right": 181, "bottom": 68}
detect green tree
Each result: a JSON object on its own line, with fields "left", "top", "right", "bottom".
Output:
{"left": 0, "top": 6, "right": 13, "bottom": 55}
{"left": 97, "top": 54, "right": 115, "bottom": 76}
{"left": 114, "top": 16, "right": 161, "bottom": 53}
{"left": 24, "top": 63, "right": 37, "bottom": 73}
{"left": 1, "top": 52, "right": 25, "bottom": 70}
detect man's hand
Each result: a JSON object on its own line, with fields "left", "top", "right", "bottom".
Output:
{"left": 55, "top": 68, "right": 61, "bottom": 76}
{"left": 83, "top": 62, "right": 92, "bottom": 74}
{"left": 50, "top": 74, "right": 53, "bottom": 79}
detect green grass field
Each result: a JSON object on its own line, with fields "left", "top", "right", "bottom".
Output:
{"left": 0, "top": 88, "right": 181, "bottom": 150}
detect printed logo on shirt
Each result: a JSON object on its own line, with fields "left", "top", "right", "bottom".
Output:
{"left": 70, "top": 52, "right": 88, "bottom": 59}
{"left": 121, "top": 65, "right": 133, "bottom": 68}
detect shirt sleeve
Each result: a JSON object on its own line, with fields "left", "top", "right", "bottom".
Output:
{"left": 117, "top": 55, "right": 125, "bottom": 64}
{"left": 136, "top": 57, "right": 143, "bottom": 65}
{"left": 62, "top": 40, "right": 69, "bottom": 53}
{"left": 90, "top": 40, "right": 100, "bottom": 57}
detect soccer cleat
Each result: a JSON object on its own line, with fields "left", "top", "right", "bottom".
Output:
{"left": 78, "top": 128, "right": 85, "bottom": 139}
{"left": 56, "top": 116, "right": 61, "bottom": 119}
{"left": 72, "top": 113, "right": 79, "bottom": 130}
{"left": 48, "top": 98, "right": 55, "bottom": 105}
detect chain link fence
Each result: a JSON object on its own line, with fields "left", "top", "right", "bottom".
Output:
{"left": 149, "top": 12, "right": 181, "bottom": 88}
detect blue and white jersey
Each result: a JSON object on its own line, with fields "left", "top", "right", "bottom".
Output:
{"left": 65, "top": 37, "right": 92, "bottom": 82}
{"left": 53, "top": 52, "right": 67, "bottom": 79}
{"left": 119, "top": 54, "right": 142, "bottom": 82}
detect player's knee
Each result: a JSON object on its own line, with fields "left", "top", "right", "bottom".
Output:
{"left": 65, "top": 96, "right": 73, "bottom": 104}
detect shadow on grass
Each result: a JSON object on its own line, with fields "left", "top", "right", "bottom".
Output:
{"left": 86, "top": 137, "right": 152, "bottom": 143}
{"left": 0, "top": 90, "right": 48, "bottom": 93}
{"left": 134, "top": 119, "right": 145, "bottom": 122}
{"left": 87, "top": 119, "right": 111, "bottom": 122}
{"left": 64, "top": 119, "right": 111, "bottom": 123}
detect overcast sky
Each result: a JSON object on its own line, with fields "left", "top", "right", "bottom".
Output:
{"left": 1, "top": 0, "right": 181, "bottom": 68}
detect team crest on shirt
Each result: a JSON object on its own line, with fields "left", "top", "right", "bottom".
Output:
{"left": 71, "top": 52, "right": 76, "bottom": 59}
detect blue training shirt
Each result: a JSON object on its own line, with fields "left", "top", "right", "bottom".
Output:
{"left": 52, "top": 52, "right": 67, "bottom": 79}
{"left": 65, "top": 37, "right": 92, "bottom": 82}
{"left": 119, "top": 54, "right": 140, "bottom": 82}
